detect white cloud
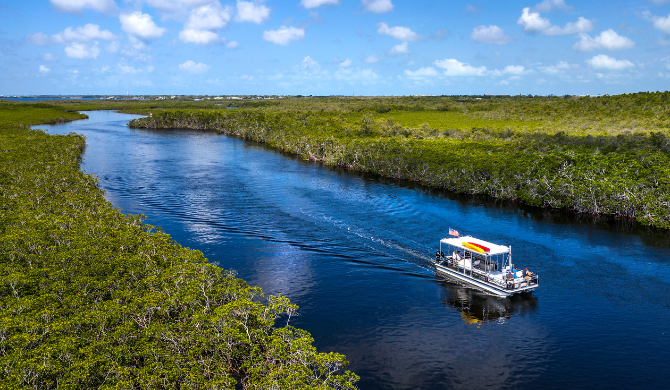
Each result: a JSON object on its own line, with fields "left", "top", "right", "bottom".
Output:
{"left": 586, "top": 54, "right": 635, "bottom": 70}
{"left": 471, "top": 25, "right": 512, "bottom": 44}
{"left": 502, "top": 65, "right": 525, "bottom": 75}
{"left": 377, "top": 22, "right": 421, "bottom": 41}
{"left": 121, "top": 35, "right": 149, "bottom": 60}
{"left": 52, "top": 24, "right": 118, "bottom": 44}
{"left": 299, "top": 56, "right": 320, "bottom": 71}
{"left": 544, "top": 17, "right": 594, "bottom": 35}
{"left": 643, "top": 11, "right": 670, "bottom": 34}
{"left": 263, "top": 26, "right": 305, "bottom": 45}
{"left": 540, "top": 61, "right": 575, "bottom": 74}
{"left": 146, "top": 0, "right": 213, "bottom": 20}
{"left": 39, "top": 65, "right": 51, "bottom": 74}
{"left": 518, "top": 7, "right": 593, "bottom": 35}
{"left": 362, "top": 0, "right": 393, "bottom": 13}
{"left": 301, "top": 0, "right": 339, "bottom": 8}
{"left": 26, "top": 32, "right": 51, "bottom": 45}
{"left": 365, "top": 54, "right": 379, "bottom": 63}
{"left": 434, "top": 58, "right": 487, "bottom": 76}
{"left": 179, "top": 60, "right": 210, "bottom": 73}
{"left": 50, "top": 0, "right": 116, "bottom": 14}
{"left": 339, "top": 58, "right": 352, "bottom": 67}
{"left": 185, "top": 2, "right": 233, "bottom": 30}
{"left": 404, "top": 67, "right": 438, "bottom": 77}
{"left": 387, "top": 41, "right": 409, "bottom": 55}
{"left": 43, "top": 53, "right": 60, "bottom": 61}
{"left": 518, "top": 8, "right": 552, "bottom": 33}
{"left": 236, "top": 1, "right": 270, "bottom": 24}
{"left": 65, "top": 42, "right": 100, "bottom": 59}
{"left": 179, "top": 29, "right": 220, "bottom": 44}
{"left": 120, "top": 11, "right": 166, "bottom": 40}
{"left": 118, "top": 64, "right": 141, "bottom": 74}
{"left": 573, "top": 29, "right": 635, "bottom": 51}
{"left": 532, "top": 0, "right": 573, "bottom": 13}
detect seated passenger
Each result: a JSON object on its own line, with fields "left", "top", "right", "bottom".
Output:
{"left": 453, "top": 250, "right": 462, "bottom": 261}
{"left": 525, "top": 267, "right": 533, "bottom": 277}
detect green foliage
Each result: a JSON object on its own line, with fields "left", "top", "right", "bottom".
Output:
{"left": 128, "top": 92, "right": 670, "bottom": 228}
{"left": 0, "top": 106, "right": 358, "bottom": 388}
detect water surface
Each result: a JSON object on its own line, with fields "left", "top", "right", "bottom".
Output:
{"left": 36, "top": 111, "right": 670, "bottom": 389}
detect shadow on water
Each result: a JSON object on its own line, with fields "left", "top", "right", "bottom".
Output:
{"left": 435, "top": 276, "right": 538, "bottom": 324}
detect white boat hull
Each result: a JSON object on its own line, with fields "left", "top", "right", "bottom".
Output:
{"left": 435, "top": 262, "right": 537, "bottom": 297}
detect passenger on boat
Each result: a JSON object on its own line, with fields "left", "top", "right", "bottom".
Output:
{"left": 524, "top": 268, "right": 533, "bottom": 277}
{"left": 453, "top": 250, "right": 462, "bottom": 261}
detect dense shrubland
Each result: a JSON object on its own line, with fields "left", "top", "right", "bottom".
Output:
{"left": 0, "top": 103, "right": 358, "bottom": 389}
{"left": 127, "top": 92, "right": 670, "bottom": 228}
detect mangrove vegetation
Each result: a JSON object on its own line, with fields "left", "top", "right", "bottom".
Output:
{"left": 0, "top": 101, "right": 359, "bottom": 389}
{"left": 120, "top": 92, "right": 670, "bottom": 229}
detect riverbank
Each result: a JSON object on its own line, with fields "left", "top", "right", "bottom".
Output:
{"left": 0, "top": 102, "right": 358, "bottom": 388}
{"left": 126, "top": 93, "right": 670, "bottom": 229}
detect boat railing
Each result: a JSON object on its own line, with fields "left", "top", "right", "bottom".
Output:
{"left": 435, "top": 252, "right": 538, "bottom": 291}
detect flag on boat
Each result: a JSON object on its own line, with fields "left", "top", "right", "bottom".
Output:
{"left": 448, "top": 228, "right": 459, "bottom": 237}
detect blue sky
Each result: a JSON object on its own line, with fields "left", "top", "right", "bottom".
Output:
{"left": 1, "top": 0, "right": 669, "bottom": 95}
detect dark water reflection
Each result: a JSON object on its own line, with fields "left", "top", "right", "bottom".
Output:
{"left": 35, "top": 111, "right": 670, "bottom": 389}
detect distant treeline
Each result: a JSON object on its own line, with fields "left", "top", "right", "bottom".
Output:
{"left": 0, "top": 102, "right": 358, "bottom": 389}
{"left": 128, "top": 92, "right": 670, "bottom": 229}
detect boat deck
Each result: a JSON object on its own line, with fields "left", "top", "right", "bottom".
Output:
{"left": 435, "top": 257, "right": 538, "bottom": 296}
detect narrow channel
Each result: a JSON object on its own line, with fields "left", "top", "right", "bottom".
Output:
{"left": 36, "top": 110, "right": 670, "bottom": 389}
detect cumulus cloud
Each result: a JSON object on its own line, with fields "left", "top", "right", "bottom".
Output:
{"left": 120, "top": 11, "right": 166, "bottom": 40}
{"left": 65, "top": 42, "right": 100, "bottom": 59}
{"left": 377, "top": 22, "right": 421, "bottom": 41}
{"left": 404, "top": 67, "right": 438, "bottom": 77}
{"left": 539, "top": 61, "right": 575, "bottom": 74}
{"left": 39, "top": 65, "right": 51, "bottom": 74}
{"left": 263, "top": 26, "right": 305, "bottom": 45}
{"left": 642, "top": 11, "right": 670, "bottom": 34}
{"left": 586, "top": 54, "right": 634, "bottom": 70}
{"left": 179, "top": 60, "right": 210, "bottom": 73}
{"left": 471, "top": 25, "right": 512, "bottom": 44}
{"left": 338, "top": 58, "right": 352, "bottom": 67}
{"left": 185, "top": 2, "right": 233, "bottom": 30}
{"left": 301, "top": 0, "right": 339, "bottom": 8}
{"left": 236, "top": 1, "right": 270, "bottom": 24}
{"left": 27, "top": 24, "right": 118, "bottom": 47}
{"left": 434, "top": 58, "right": 487, "bottom": 76}
{"left": 146, "top": 0, "right": 213, "bottom": 20}
{"left": 43, "top": 53, "right": 60, "bottom": 61}
{"left": 362, "top": 0, "right": 393, "bottom": 13}
{"left": 179, "top": 1, "right": 234, "bottom": 45}
{"left": 531, "top": 0, "right": 573, "bottom": 13}
{"left": 573, "top": 29, "right": 635, "bottom": 51}
{"left": 179, "top": 29, "right": 220, "bottom": 44}
{"left": 52, "top": 24, "right": 118, "bottom": 44}
{"left": 501, "top": 65, "right": 525, "bottom": 75}
{"left": 121, "top": 35, "right": 149, "bottom": 60}
{"left": 518, "top": 7, "right": 593, "bottom": 35}
{"left": 365, "top": 54, "right": 379, "bottom": 63}
{"left": 50, "top": 0, "right": 116, "bottom": 14}
{"left": 387, "top": 41, "right": 409, "bottom": 55}
{"left": 299, "top": 56, "right": 320, "bottom": 71}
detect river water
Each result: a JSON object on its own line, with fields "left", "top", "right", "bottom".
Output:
{"left": 35, "top": 111, "right": 670, "bottom": 389}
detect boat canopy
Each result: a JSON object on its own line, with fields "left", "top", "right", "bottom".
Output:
{"left": 440, "top": 236, "right": 510, "bottom": 256}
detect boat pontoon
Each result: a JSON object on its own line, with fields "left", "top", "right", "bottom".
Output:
{"left": 434, "top": 236, "right": 538, "bottom": 297}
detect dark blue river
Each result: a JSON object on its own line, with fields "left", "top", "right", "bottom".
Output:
{"left": 36, "top": 111, "right": 670, "bottom": 389}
